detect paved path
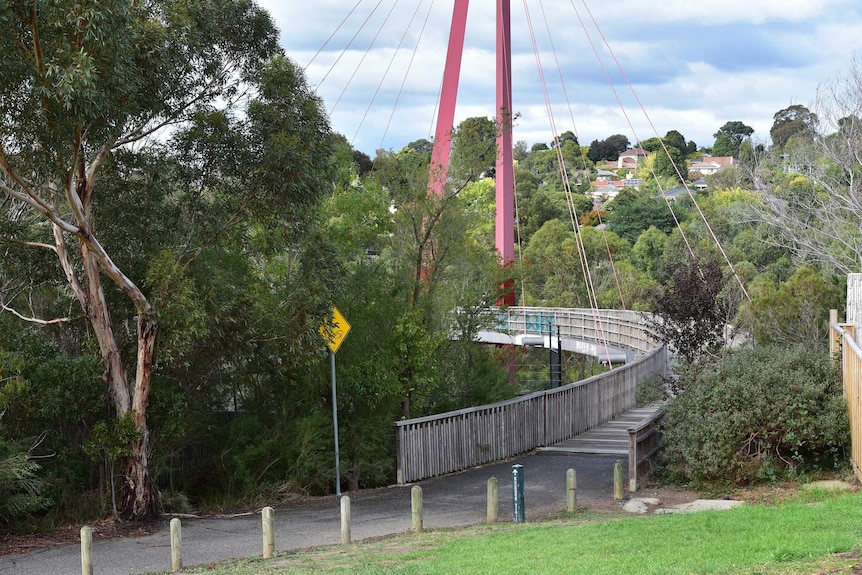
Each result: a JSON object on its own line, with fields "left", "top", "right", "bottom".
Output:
{"left": 0, "top": 451, "right": 626, "bottom": 575}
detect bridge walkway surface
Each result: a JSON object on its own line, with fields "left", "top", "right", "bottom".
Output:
{"left": 539, "top": 404, "right": 665, "bottom": 456}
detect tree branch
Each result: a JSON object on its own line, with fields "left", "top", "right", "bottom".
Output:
{"left": 0, "top": 302, "right": 69, "bottom": 325}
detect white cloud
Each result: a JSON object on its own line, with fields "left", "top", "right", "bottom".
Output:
{"left": 260, "top": 0, "right": 862, "bottom": 154}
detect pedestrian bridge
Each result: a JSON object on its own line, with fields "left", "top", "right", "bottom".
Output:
{"left": 396, "top": 306, "right": 667, "bottom": 490}
{"left": 477, "top": 306, "right": 661, "bottom": 364}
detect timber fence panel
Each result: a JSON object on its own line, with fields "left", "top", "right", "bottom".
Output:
{"left": 831, "top": 320, "right": 862, "bottom": 481}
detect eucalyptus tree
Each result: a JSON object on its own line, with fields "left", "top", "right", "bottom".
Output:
{"left": 714, "top": 121, "right": 754, "bottom": 155}
{"left": 0, "top": 0, "right": 334, "bottom": 520}
{"left": 748, "top": 58, "right": 862, "bottom": 275}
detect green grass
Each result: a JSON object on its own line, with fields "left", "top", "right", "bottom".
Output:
{"left": 153, "top": 489, "right": 862, "bottom": 575}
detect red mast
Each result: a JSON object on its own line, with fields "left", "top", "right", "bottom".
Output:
{"left": 428, "top": 0, "right": 516, "bottom": 304}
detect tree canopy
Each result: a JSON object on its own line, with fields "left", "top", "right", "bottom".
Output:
{"left": 714, "top": 121, "right": 754, "bottom": 155}
{"left": 770, "top": 104, "right": 818, "bottom": 148}
{"left": 0, "top": 0, "right": 335, "bottom": 521}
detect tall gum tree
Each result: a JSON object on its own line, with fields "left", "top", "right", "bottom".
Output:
{"left": 0, "top": 0, "right": 330, "bottom": 520}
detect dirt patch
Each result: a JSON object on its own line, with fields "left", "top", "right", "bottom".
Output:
{"left": 0, "top": 518, "right": 159, "bottom": 556}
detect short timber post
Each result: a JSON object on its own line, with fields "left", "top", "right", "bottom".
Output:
{"left": 487, "top": 477, "right": 498, "bottom": 523}
{"left": 411, "top": 486, "right": 424, "bottom": 533}
{"left": 340, "top": 495, "right": 351, "bottom": 544}
{"left": 262, "top": 506, "right": 274, "bottom": 558}
{"left": 512, "top": 464, "right": 525, "bottom": 523}
{"left": 170, "top": 518, "right": 182, "bottom": 572}
{"left": 566, "top": 468, "right": 577, "bottom": 512}
{"left": 80, "top": 526, "right": 93, "bottom": 575}
{"left": 614, "top": 460, "right": 624, "bottom": 500}
{"left": 848, "top": 274, "right": 862, "bottom": 347}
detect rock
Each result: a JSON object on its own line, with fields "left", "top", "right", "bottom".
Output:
{"left": 656, "top": 499, "right": 744, "bottom": 514}
{"left": 623, "top": 498, "right": 660, "bottom": 513}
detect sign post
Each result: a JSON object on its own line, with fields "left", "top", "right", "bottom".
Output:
{"left": 319, "top": 307, "right": 351, "bottom": 496}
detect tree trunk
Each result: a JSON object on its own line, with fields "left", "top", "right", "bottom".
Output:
{"left": 77, "top": 234, "right": 161, "bottom": 521}
{"left": 119, "top": 314, "right": 160, "bottom": 521}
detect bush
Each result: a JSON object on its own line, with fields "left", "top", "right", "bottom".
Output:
{"left": 660, "top": 345, "right": 848, "bottom": 488}
{"left": 635, "top": 375, "right": 668, "bottom": 407}
{"left": 0, "top": 439, "right": 52, "bottom": 528}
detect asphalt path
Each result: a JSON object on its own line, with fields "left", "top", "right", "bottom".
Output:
{"left": 0, "top": 451, "right": 625, "bottom": 575}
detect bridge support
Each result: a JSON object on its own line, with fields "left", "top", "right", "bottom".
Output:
{"left": 496, "top": 0, "right": 516, "bottom": 305}
{"left": 428, "top": 0, "right": 517, "bottom": 305}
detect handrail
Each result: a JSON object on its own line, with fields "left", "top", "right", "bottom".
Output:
{"left": 395, "top": 307, "right": 667, "bottom": 484}
{"left": 628, "top": 406, "right": 665, "bottom": 492}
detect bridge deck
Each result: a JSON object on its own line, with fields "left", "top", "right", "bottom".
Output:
{"left": 538, "top": 404, "right": 664, "bottom": 456}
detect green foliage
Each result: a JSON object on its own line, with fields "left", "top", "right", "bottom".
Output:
{"left": 632, "top": 226, "right": 668, "bottom": 281}
{"left": 607, "top": 189, "right": 682, "bottom": 245}
{"left": 712, "top": 134, "right": 735, "bottom": 157}
{"left": 771, "top": 104, "right": 819, "bottom": 148}
{"left": 0, "top": 439, "right": 52, "bottom": 527}
{"left": 83, "top": 412, "right": 141, "bottom": 463}
{"left": 652, "top": 145, "right": 688, "bottom": 182}
{"left": 635, "top": 375, "right": 667, "bottom": 407}
{"left": 661, "top": 345, "right": 848, "bottom": 487}
{"left": 714, "top": 121, "right": 754, "bottom": 155}
{"left": 587, "top": 134, "right": 630, "bottom": 163}
{"left": 737, "top": 267, "right": 843, "bottom": 347}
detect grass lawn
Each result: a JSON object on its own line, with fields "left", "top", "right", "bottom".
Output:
{"left": 152, "top": 488, "right": 862, "bottom": 575}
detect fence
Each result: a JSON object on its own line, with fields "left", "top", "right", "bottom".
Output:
{"left": 830, "top": 309, "right": 862, "bottom": 481}
{"left": 395, "top": 341, "right": 667, "bottom": 484}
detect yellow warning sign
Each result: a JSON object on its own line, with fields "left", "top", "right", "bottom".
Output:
{"left": 319, "top": 306, "right": 351, "bottom": 353}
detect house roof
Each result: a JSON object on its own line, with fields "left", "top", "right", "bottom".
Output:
{"left": 700, "top": 155, "right": 736, "bottom": 166}
{"left": 619, "top": 148, "right": 648, "bottom": 158}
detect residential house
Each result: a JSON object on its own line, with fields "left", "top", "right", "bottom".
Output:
{"left": 689, "top": 155, "right": 737, "bottom": 176}
{"left": 617, "top": 148, "right": 648, "bottom": 170}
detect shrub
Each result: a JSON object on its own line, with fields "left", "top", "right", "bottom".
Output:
{"left": 635, "top": 375, "right": 668, "bottom": 407}
{"left": 0, "top": 439, "right": 52, "bottom": 528}
{"left": 660, "top": 345, "right": 848, "bottom": 488}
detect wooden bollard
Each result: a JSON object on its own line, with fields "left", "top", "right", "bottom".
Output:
{"left": 613, "top": 460, "right": 624, "bottom": 500}
{"left": 566, "top": 468, "right": 577, "bottom": 512}
{"left": 80, "top": 526, "right": 93, "bottom": 575}
{"left": 170, "top": 518, "right": 182, "bottom": 572}
{"left": 341, "top": 495, "right": 351, "bottom": 544}
{"left": 262, "top": 506, "right": 274, "bottom": 558}
{"left": 486, "top": 476, "right": 498, "bottom": 524}
{"left": 411, "top": 485, "right": 423, "bottom": 533}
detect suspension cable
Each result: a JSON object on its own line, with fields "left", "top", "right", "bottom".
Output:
{"left": 537, "top": 0, "right": 627, "bottom": 312}
{"left": 578, "top": 0, "right": 751, "bottom": 302}
{"left": 330, "top": 1, "right": 400, "bottom": 115}
{"left": 303, "top": 0, "right": 364, "bottom": 71}
{"left": 375, "top": 0, "right": 438, "bottom": 153}
{"left": 348, "top": 1, "right": 428, "bottom": 147}
{"left": 312, "top": 0, "right": 383, "bottom": 92}
{"left": 523, "top": 0, "right": 616, "bottom": 364}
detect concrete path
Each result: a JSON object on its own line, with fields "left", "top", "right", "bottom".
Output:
{"left": 0, "top": 451, "right": 627, "bottom": 575}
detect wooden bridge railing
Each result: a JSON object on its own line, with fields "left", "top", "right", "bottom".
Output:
{"left": 497, "top": 307, "right": 663, "bottom": 354}
{"left": 395, "top": 337, "right": 667, "bottom": 484}
{"left": 830, "top": 309, "right": 862, "bottom": 481}
{"left": 628, "top": 408, "right": 664, "bottom": 492}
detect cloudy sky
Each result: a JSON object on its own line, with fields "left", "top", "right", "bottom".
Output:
{"left": 258, "top": 0, "right": 862, "bottom": 156}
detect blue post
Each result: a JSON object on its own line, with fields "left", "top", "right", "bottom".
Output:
{"left": 512, "top": 464, "right": 525, "bottom": 523}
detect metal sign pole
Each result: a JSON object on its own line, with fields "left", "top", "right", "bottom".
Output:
{"left": 331, "top": 350, "right": 341, "bottom": 496}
